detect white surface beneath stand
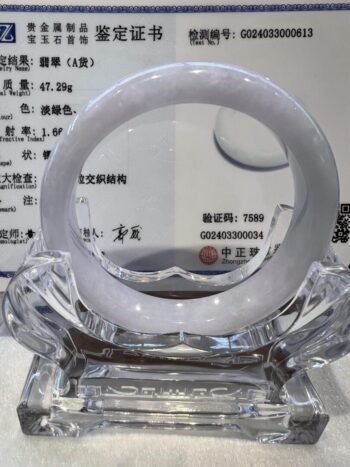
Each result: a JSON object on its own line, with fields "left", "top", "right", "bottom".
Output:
{"left": 0, "top": 335, "right": 349, "bottom": 467}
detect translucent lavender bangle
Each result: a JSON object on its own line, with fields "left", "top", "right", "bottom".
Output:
{"left": 40, "top": 62, "right": 339, "bottom": 336}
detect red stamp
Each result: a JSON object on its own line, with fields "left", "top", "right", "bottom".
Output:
{"left": 199, "top": 246, "right": 218, "bottom": 265}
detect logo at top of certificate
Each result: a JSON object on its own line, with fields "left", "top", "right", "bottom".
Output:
{"left": 0, "top": 23, "right": 16, "bottom": 43}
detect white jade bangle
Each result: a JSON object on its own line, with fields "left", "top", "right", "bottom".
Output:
{"left": 214, "top": 107, "right": 288, "bottom": 169}
{"left": 41, "top": 62, "right": 339, "bottom": 336}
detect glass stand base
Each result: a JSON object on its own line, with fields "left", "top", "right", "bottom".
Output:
{"left": 18, "top": 354, "right": 328, "bottom": 443}
{"left": 5, "top": 233, "right": 350, "bottom": 444}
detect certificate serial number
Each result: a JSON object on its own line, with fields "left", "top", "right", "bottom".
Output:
{"left": 200, "top": 230, "right": 264, "bottom": 240}
{"left": 240, "top": 27, "right": 313, "bottom": 39}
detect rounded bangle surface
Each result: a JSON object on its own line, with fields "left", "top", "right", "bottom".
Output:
{"left": 40, "top": 62, "right": 339, "bottom": 336}
{"left": 214, "top": 107, "right": 288, "bottom": 169}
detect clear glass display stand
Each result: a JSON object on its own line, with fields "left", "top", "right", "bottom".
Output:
{"left": 3, "top": 205, "right": 350, "bottom": 443}
{"left": 4, "top": 60, "right": 345, "bottom": 444}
